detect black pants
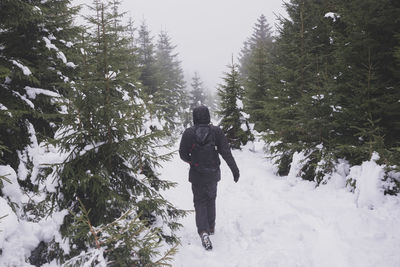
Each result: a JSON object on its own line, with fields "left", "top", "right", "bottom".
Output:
{"left": 191, "top": 182, "right": 218, "bottom": 235}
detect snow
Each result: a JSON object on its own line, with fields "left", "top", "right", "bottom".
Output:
{"left": 0, "top": 198, "right": 19, "bottom": 247}
{"left": 57, "top": 71, "right": 70, "bottom": 83}
{"left": 287, "top": 151, "right": 309, "bottom": 183}
{"left": 325, "top": 159, "right": 349, "bottom": 189}
{"left": 0, "top": 103, "right": 8, "bottom": 110}
{"left": 11, "top": 60, "right": 32, "bottom": 76}
{"left": 312, "top": 94, "right": 325, "bottom": 100}
{"left": 106, "top": 71, "right": 117, "bottom": 80}
{"left": 240, "top": 110, "right": 250, "bottom": 119}
{"left": 0, "top": 103, "right": 12, "bottom": 117}
{"left": 236, "top": 98, "right": 243, "bottom": 109}
{"left": 330, "top": 105, "right": 342, "bottom": 112}
{"left": 13, "top": 91, "right": 35, "bottom": 109}
{"left": 0, "top": 124, "right": 70, "bottom": 265}
{"left": 0, "top": 209, "right": 68, "bottom": 267}
{"left": 324, "top": 12, "right": 340, "bottom": 22}
{"left": 43, "top": 36, "right": 75, "bottom": 67}
{"left": 66, "top": 62, "right": 77, "bottom": 68}
{"left": 57, "top": 51, "right": 67, "bottom": 64}
{"left": 160, "top": 142, "right": 400, "bottom": 267}
{"left": 1, "top": 135, "right": 400, "bottom": 266}
{"left": 79, "top": 142, "right": 106, "bottom": 157}
{"left": 24, "top": 86, "right": 60, "bottom": 99}
{"left": 348, "top": 152, "right": 386, "bottom": 209}
{"left": 0, "top": 165, "right": 27, "bottom": 207}
{"left": 43, "top": 36, "right": 58, "bottom": 50}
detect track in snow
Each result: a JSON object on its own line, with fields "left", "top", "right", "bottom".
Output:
{"left": 161, "top": 143, "right": 400, "bottom": 267}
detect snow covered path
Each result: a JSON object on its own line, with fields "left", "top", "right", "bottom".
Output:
{"left": 161, "top": 143, "right": 400, "bottom": 267}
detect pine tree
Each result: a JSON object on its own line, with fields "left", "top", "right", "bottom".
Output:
{"left": 217, "top": 58, "right": 252, "bottom": 149}
{"left": 189, "top": 72, "right": 206, "bottom": 109}
{"left": 239, "top": 14, "right": 274, "bottom": 132}
{"left": 57, "top": 1, "right": 186, "bottom": 263}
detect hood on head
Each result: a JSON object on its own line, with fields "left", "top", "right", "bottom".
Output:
{"left": 193, "top": 105, "right": 210, "bottom": 125}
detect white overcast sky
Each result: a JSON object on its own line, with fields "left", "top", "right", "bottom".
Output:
{"left": 73, "top": 0, "right": 287, "bottom": 91}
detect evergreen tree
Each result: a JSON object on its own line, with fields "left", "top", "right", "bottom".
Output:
{"left": 330, "top": 0, "right": 400, "bottom": 166}
{"left": 137, "top": 21, "right": 159, "bottom": 100}
{"left": 217, "top": 58, "right": 252, "bottom": 149}
{"left": 204, "top": 89, "right": 218, "bottom": 119}
{"left": 189, "top": 72, "right": 206, "bottom": 109}
{"left": 0, "top": 0, "right": 80, "bottom": 172}
{"left": 180, "top": 90, "right": 192, "bottom": 129}
{"left": 264, "top": 0, "right": 338, "bottom": 179}
{"left": 57, "top": 1, "right": 186, "bottom": 264}
{"left": 64, "top": 202, "right": 179, "bottom": 266}
{"left": 0, "top": 0, "right": 82, "bottom": 265}
{"left": 259, "top": 0, "right": 400, "bottom": 184}
{"left": 239, "top": 14, "right": 273, "bottom": 80}
{"left": 239, "top": 14, "right": 274, "bottom": 132}
{"left": 154, "top": 30, "right": 187, "bottom": 131}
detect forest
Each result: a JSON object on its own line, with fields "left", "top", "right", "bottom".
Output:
{"left": 1, "top": 0, "right": 400, "bottom": 266}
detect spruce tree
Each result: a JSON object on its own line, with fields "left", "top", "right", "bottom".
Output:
{"left": 204, "top": 89, "right": 218, "bottom": 119}
{"left": 1, "top": 0, "right": 82, "bottom": 265}
{"left": 0, "top": 0, "right": 80, "bottom": 172}
{"left": 330, "top": 0, "right": 400, "bottom": 166}
{"left": 155, "top": 30, "right": 187, "bottom": 131}
{"left": 239, "top": 14, "right": 274, "bottom": 132}
{"left": 258, "top": 0, "right": 400, "bottom": 184}
{"left": 217, "top": 59, "right": 252, "bottom": 149}
{"left": 189, "top": 72, "right": 206, "bottom": 109}
{"left": 137, "top": 21, "right": 159, "bottom": 101}
{"left": 265, "top": 0, "right": 338, "bottom": 179}
{"left": 57, "top": 1, "right": 186, "bottom": 264}
{"left": 180, "top": 90, "right": 192, "bottom": 128}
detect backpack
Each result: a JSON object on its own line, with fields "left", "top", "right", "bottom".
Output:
{"left": 191, "top": 125, "right": 220, "bottom": 174}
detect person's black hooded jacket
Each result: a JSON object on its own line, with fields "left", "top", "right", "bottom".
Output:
{"left": 179, "top": 106, "right": 239, "bottom": 184}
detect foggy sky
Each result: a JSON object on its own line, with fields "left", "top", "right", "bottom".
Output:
{"left": 74, "top": 0, "right": 286, "bottom": 91}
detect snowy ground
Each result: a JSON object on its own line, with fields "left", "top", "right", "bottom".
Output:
{"left": 161, "top": 143, "right": 400, "bottom": 267}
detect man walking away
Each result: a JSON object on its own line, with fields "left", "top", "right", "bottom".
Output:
{"left": 179, "top": 105, "right": 240, "bottom": 250}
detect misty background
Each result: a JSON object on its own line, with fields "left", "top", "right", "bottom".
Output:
{"left": 73, "top": 0, "right": 286, "bottom": 91}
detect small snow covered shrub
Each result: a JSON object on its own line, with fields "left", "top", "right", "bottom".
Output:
{"left": 268, "top": 142, "right": 336, "bottom": 184}
{"left": 64, "top": 200, "right": 177, "bottom": 266}
{"left": 345, "top": 153, "right": 384, "bottom": 208}
{"left": 266, "top": 141, "right": 294, "bottom": 177}
{"left": 346, "top": 153, "right": 400, "bottom": 207}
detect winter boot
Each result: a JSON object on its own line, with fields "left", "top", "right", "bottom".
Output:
{"left": 200, "top": 232, "right": 213, "bottom": 250}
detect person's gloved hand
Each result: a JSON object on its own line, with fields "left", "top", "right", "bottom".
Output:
{"left": 233, "top": 169, "right": 240, "bottom": 183}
